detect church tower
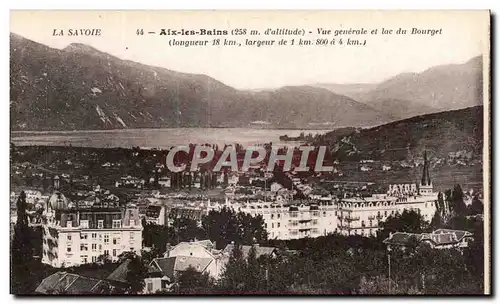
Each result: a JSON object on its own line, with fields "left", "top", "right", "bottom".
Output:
{"left": 419, "top": 150, "right": 433, "bottom": 195}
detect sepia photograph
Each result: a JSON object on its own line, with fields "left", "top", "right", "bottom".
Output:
{"left": 9, "top": 10, "right": 491, "bottom": 295}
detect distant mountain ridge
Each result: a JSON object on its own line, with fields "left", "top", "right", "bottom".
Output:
{"left": 10, "top": 33, "right": 393, "bottom": 131}
{"left": 312, "top": 56, "right": 484, "bottom": 120}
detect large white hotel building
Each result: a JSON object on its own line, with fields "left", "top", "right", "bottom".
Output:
{"left": 213, "top": 151, "right": 438, "bottom": 240}
{"left": 40, "top": 179, "right": 143, "bottom": 268}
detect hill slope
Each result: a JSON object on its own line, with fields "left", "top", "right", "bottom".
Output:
{"left": 10, "top": 34, "right": 392, "bottom": 131}
{"left": 313, "top": 106, "right": 484, "bottom": 161}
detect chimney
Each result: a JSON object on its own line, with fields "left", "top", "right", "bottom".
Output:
{"left": 165, "top": 243, "right": 171, "bottom": 257}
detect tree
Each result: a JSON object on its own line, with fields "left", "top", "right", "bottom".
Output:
{"left": 142, "top": 222, "right": 175, "bottom": 252}
{"left": 175, "top": 266, "right": 214, "bottom": 294}
{"left": 202, "top": 207, "right": 268, "bottom": 249}
{"left": 237, "top": 212, "right": 268, "bottom": 245}
{"left": 218, "top": 244, "right": 247, "bottom": 292}
{"left": 451, "top": 184, "right": 467, "bottom": 216}
{"left": 468, "top": 195, "right": 483, "bottom": 215}
{"left": 11, "top": 191, "right": 36, "bottom": 294}
{"left": 96, "top": 253, "right": 112, "bottom": 265}
{"left": 118, "top": 251, "right": 148, "bottom": 294}
{"left": 429, "top": 211, "right": 442, "bottom": 231}
{"left": 172, "top": 217, "right": 206, "bottom": 243}
{"left": 378, "top": 210, "right": 428, "bottom": 240}
{"left": 202, "top": 208, "right": 240, "bottom": 249}
{"left": 245, "top": 246, "right": 263, "bottom": 291}
{"left": 358, "top": 275, "right": 419, "bottom": 295}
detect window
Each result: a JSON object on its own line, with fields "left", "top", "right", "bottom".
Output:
{"left": 271, "top": 223, "right": 274, "bottom": 229}
{"left": 147, "top": 282, "right": 153, "bottom": 292}
{"left": 271, "top": 214, "right": 274, "bottom": 219}
{"left": 92, "top": 256, "right": 97, "bottom": 263}
{"left": 92, "top": 233, "right": 97, "bottom": 239}
{"left": 80, "top": 244, "right": 88, "bottom": 251}
{"left": 80, "top": 233, "right": 88, "bottom": 240}
{"left": 104, "top": 234, "right": 109, "bottom": 244}
{"left": 80, "top": 220, "right": 89, "bottom": 229}
{"left": 277, "top": 222, "right": 280, "bottom": 228}
{"left": 112, "top": 220, "right": 121, "bottom": 229}
{"left": 81, "top": 256, "right": 88, "bottom": 264}
{"left": 98, "top": 220, "right": 104, "bottom": 229}
{"left": 129, "top": 220, "right": 136, "bottom": 226}
{"left": 67, "top": 235, "right": 72, "bottom": 241}
{"left": 113, "top": 249, "right": 117, "bottom": 257}
{"left": 130, "top": 232, "right": 135, "bottom": 240}
{"left": 67, "top": 221, "right": 72, "bottom": 228}
{"left": 99, "top": 244, "right": 102, "bottom": 250}
{"left": 104, "top": 249, "right": 109, "bottom": 256}
{"left": 67, "top": 247, "right": 72, "bottom": 252}
{"left": 113, "top": 238, "right": 117, "bottom": 245}
{"left": 130, "top": 247, "right": 134, "bottom": 252}
{"left": 277, "top": 213, "right": 280, "bottom": 219}
{"left": 92, "top": 244, "right": 97, "bottom": 252}
{"left": 384, "top": 211, "right": 388, "bottom": 217}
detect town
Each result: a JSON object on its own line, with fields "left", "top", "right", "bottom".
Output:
{"left": 10, "top": 143, "right": 485, "bottom": 294}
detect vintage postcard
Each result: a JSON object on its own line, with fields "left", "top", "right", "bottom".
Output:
{"left": 9, "top": 10, "right": 490, "bottom": 295}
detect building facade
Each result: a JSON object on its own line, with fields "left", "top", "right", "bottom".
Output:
{"left": 336, "top": 151, "right": 438, "bottom": 237}
{"left": 41, "top": 185, "right": 143, "bottom": 268}
{"left": 220, "top": 151, "right": 439, "bottom": 240}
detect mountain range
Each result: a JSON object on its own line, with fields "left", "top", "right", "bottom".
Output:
{"left": 313, "top": 56, "right": 483, "bottom": 120}
{"left": 10, "top": 33, "right": 484, "bottom": 131}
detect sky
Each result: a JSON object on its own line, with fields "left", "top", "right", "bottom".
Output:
{"left": 10, "top": 10, "right": 489, "bottom": 90}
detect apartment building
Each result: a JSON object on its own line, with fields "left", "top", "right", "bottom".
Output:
{"left": 41, "top": 182, "right": 143, "bottom": 268}
{"left": 336, "top": 151, "right": 438, "bottom": 236}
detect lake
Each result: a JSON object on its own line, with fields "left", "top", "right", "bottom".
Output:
{"left": 10, "top": 128, "right": 328, "bottom": 149}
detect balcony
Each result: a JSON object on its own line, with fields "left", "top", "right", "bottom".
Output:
{"left": 344, "top": 216, "right": 360, "bottom": 222}
{"left": 338, "top": 223, "right": 351, "bottom": 230}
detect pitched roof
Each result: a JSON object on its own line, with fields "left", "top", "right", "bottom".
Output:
{"left": 383, "top": 229, "right": 473, "bottom": 247}
{"left": 35, "top": 271, "right": 120, "bottom": 294}
{"left": 166, "top": 240, "right": 218, "bottom": 257}
{"left": 422, "top": 229, "right": 473, "bottom": 245}
{"left": 383, "top": 232, "right": 423, "bottom": 245}
{"left": 106, "top": 259, "right": 132, "bottom": 283}
{"left": 222, "top": 244, "right": 277, "bottom": 259}
{"left": 151, "top": 256, "right": 213, "bottom": 278}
